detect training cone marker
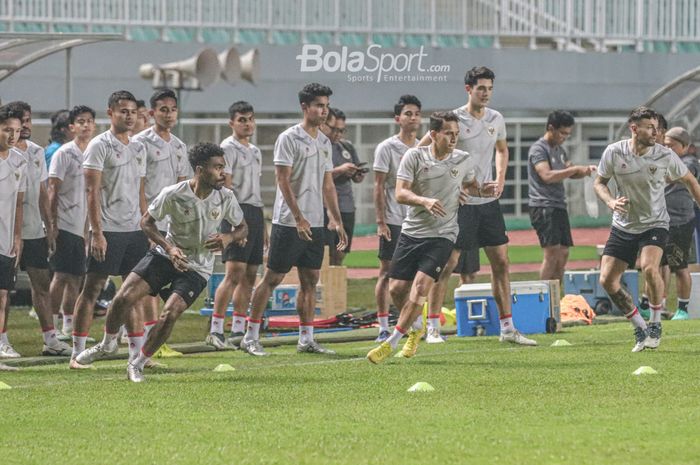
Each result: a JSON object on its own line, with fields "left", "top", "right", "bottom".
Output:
{"left": 407, "top": 382, "right": 435, "bottom": 392}
{"left": 633, "top": 366, "right": 658, "bottom": 375}
{"left": 213, "top": 364, "right": 236, "bottom": 372}
{"left": 0, "top": 382, "right": 12, "bottom": 390}
{"left": 550, "top": 339, "right": 572, "bottom": 347}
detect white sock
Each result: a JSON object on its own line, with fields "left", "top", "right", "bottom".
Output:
{"left": 132, "top": 349, "right": 150, "bottom": 370}
{"left": 231, "top": 313, "right": 247, "bottom": 334}
{"left": 0, "top": 331, "right": 9, "bottom": 345}
{"left": 42, "top": 328, "right": 57, "bottom": 346}
{"left": 625, "top": 308, "right": 647, "bottom": 330}
{"left": 210, "top": 314, "right": 225, "bottom": 334}
{"left": 649, "top": 304, "right": 663, "bottom": 323}
{"left": 101, "top": 331, "right": 119, "bottom": 349}
{"left": 245, "top": 319, "right": 261, "bottom": 342}
{"left": 144, "top": 320, "right": 157, "bottom": 339}
{"left": 427, "top": 314, "right": 441, "bottom": 331}
{"left": 127, "top": 333, "right": 145, "bottom": 362}
{"left": 411, "top": 317, "right": 423, "bottom": 331}
{"left": 500, "top": 314, "right": 514, "bottom": 334}
{"left": 117, "top": 325, "right": 126, "bottom": 339}
{"left": 386, "top": 327, "right": 406, "bottom": 349}
{"left": 72, "top": 335, "right": 87, "bottom": 359}
{"left": 62, "top": 313, "right": 73, "bottom": 333}
{"left": 299, "top": 325, "right": 313, "bottom": 344}
{"left": 377, "top": 313, "right": 389, "bottom": 332}
{"left": 52, "top": 314, "right": 60, "bottom": 329}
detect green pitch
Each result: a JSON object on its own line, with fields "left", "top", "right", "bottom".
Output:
{"left": 2, "top": 320, "right": 700, "bottom": 464}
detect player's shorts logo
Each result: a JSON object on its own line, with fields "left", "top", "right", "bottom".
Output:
{"left": 210, "top": 209, "right": 221, "bottom": 220}
{"left": 450, "top": 168, "right": 459, "bottom": 178}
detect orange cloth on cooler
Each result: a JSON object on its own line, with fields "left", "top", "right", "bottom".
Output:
{"left": 560, "top": 295, "right": 597, "bottom": 325}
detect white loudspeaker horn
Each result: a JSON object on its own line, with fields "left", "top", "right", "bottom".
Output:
{"left": 139, "top": 48, "right": 221, "bottom": 89}
{"left": 219, "top": 47, "right": 242, "bottom": 85}
{"left": 240, "top": 48, "right": 260, "bottom": 85}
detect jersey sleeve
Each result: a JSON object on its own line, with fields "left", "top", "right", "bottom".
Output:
{"left": 176, "top": 142, "right": 192, "bottom": 178}
{"left": 667, "top": 151, "right": 689, "bottom": 182}
{"left": 136, "top": 143, "right": 147, "bottom": 177}
{"left": 273, "top": 132, "right": 295, "bottom": 167}
{"left": 529, "top": 142, "right": 550, "bottom": 167}
{"left": 147, "top": 187, "right": 170, "bottom": 222}
{"left": 18, "top": 162, "right": 28, "bottom": 193}
{"left": 48, "top": 150, "right": 67, "bottom": 180}
{"left": 224, "top": 193, "right": 245, "bottom": 227}
{"left": 396, "top": 149, "right": 418, "bottom": 182}
{"left": 324, "top": 142, "right": 333, "bottom": 173}
{"left": 597, "top": 146, "right": 614, "bottom": 179}
{"left": 82, "top": 139, "right": 106, "bottom": 172}
{"left": 373, "top": 143, "right": 390, "bottom": 173}
{"left": 496, "top": 114, "right": 507, "bottom": 141}
{"left": 38, "top": 148, "right": 48, "bottom": 182}
{"left": 222, "top": 143, "right": 236, "bottom": 175}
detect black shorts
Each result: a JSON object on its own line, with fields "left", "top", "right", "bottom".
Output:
{"left": 20, "top": 237, "right": 49, "bottom": 270}
{"left": 456, "top": 201, "right": 509, "bottom": 250}
{"left": 603, "top": 227, "right": 669, "bottom": 268}
{"left": 529, "top": 206, "right": 574, "bottom": 247}
{"left": 661, "top": 220, "right": 695, "bottom": 271}
{"left": 389, "top": 234, "right": 454, "bottom": 281}
{"left": 378, "top": 224, "right": 402, "bottom": 261}
{"left": 267, "top": 224, "right": 325, "bottom": 273}
{"left": 131, "top": 250, "right": 207, "bottom": 308}
{"left": 87, "top": 230, "right": 149, "bottom": 277}
{"left": 325, "top": 210, "right": 355, "bottom": 253}
{"left": 454, "top": 248, "right": 480, "bottom": 275}
{"left": 50, "top": 230, "right": 86, "bottom": 276}
{"left": 0, "top": 254, "right": 16, "bottom": 291}
{"left": 222, "top": 204, "right": 264, "bottom": 265}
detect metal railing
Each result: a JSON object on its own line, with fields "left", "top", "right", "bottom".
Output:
{"left": 2, "top": 0, "right": 699, "bottom": 50}
{"left": 30, "top": 115, "right": 626, "bottom": 226}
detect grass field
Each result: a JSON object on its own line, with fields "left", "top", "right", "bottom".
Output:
{"left": 343, "top": 245, "right": 599, "bottom": 268}
{"left": 2, "top": 320, "right": 700, "bottom": 464}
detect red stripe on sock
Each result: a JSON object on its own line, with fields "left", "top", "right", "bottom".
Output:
{"left": 395, "top": 325, "right": 406, "bottom": 334}
{"left": 232, "top": 312, "right": 247, "bottom": 318}
{"left": 72, "top": 332, "right": 89, "bottom": 337}
{"left": 500, "top": 313, "right": 512, "bottom": 320}
{"left": 625, "top": 308, "right": 639, "bottom": 319}
{"left": 144, "top": 320, "right": 158, "bottom": 326}
{"left": 649, "top": 304, "right": 663, "bottom": 311}
{"left": 428, "top": 314, "right": 441, "bottom": 319}
{"left": 127, "top": 332, "right": 145, "bottom": 337}
{"left": 377, "top": 313, "right": 389, "bottom": 317}
{"left": 247, "top": 318, "right": 262, "bottom": 324}
{"left": 212, "top": 313, "right": 226, "bottom": 319}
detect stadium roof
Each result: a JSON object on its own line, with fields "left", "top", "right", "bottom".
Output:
{"left": 0, "top": 32, "right": 122, "bottom": 82}
{"left": 645, "top": 66, "right": 700, "bottom": 139}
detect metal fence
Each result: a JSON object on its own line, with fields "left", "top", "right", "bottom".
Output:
{"left": 2, "top": 0, "right": 699, "bottom": 51}
{"left": 30, "top": 115, "right": 626, "bottom": 226}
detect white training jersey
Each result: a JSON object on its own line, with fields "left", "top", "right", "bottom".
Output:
{"left": 48, "top": 141, "right": 86, "bottom": 238}
{"left": 396, "top": 146, "right": 476, "bottom": 242}
{"left": 15, "top": 141, "right": 47, "bottom": 239}
{"left": 83, "top": 130, "right": 146, "bottom": 233}
{"left": 148, "top": 180, "right": 244, "bottom": 280}
{"left": 221, "top": 136, "right": 264, "bottom": 207}
{"left": 0, "top": 149, "right": 28, "bottom": 256}
{"left": 134, "top": 127, "right": 191, "bottom": 230}
{"left": 598, "top": 140, "right": 688, "bottom": 234}
{"left": 373, "top": 135, "right": 417, "bottom": 226}
{"left": 272, "top": 124, "right": 333, "bottom": 228}
{"left": 452, "top": 106, "right": 507, "bottom": 205}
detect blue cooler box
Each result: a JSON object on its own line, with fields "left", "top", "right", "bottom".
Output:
{"left": 455, "top": 281, "right": 560, "bottom": 337}
{"left": 563, "top": 270, "right": 638, "bottom": 315}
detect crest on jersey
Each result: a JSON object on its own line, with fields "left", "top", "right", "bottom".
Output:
{"left": 488, "top": 127, "right": 495, "bottom": 136}
{"left": 341, "top": 150, "right": 351, "bottom": 160}
{"left": 14, "top": 172, "right": 20, "bottom": 180}
{"left": 183, "top": 207, "right": 191, "bottom": 216}
{"left": 136, "top": 157, "right": 143, "bottom": 165}
{"left": 649, "top": 165, "right": 658, "bottom": 175}
{"left": 210, "top": 209, "right": 221, "bottom": 220}
{"left": 450, "top": 168, "right": 459, "bottom": 178}
{"left": 34, "top": 160, "right": 40, "bottom": 168}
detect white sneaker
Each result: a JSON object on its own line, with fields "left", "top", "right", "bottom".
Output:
{"left": 42, "top": 340, "right": 72, "bottom": 356}
{"left": 631, "top": 327, "right": 648, "bottom": 352}
{"left": 126, "top": 363, "right": 145, "bottom": 383}
{"left": 499, "top": 330, "right": 537, "bottom": 346}
{"left": 57, "top": 328, "right": 72, "bottom": 342}
{"left": 75, "top": 341, "right": 118, "bottom": 365}
{"left": 426, "top": 327, "right": 446, "bottom": 344}
{"left": 644, "top": 323, "right": 661, "bottom": 350}
{"left": 205, "top": 333, "right": 228, "bottom": 350}
{"left": 69, "top": 358, "right": 94, "bottom": 370}
{"left": 0, "top": 343, "right": 21, "bottom": 358}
